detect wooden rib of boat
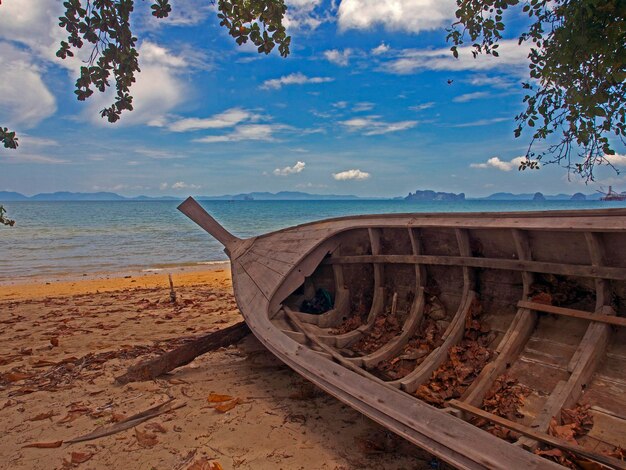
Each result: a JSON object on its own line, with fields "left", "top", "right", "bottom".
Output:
{"left": 178, "top": 197, "right": 626, "bottom": 469}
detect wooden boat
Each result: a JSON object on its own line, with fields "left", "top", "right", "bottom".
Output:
{"left": 178, "top": 197, "right": 626, "bottom": 469}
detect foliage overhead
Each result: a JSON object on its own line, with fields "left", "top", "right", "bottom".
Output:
{"left": 1, "top": 127, "right": 18, "bottom": 149}
{"left": 1, "top": 0, "right": 624, "bottom": 182}
{"left": 0, "top": 205, "right": 15, "bottom": 227}
{"left": 56, "top": 0, "right": 290, "bottom": 124}
{"left": 448, "top": 0, "right": 626, "bottom": 180}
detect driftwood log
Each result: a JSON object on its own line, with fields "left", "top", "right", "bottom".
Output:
{"left": 115, "top": 321, "right": 250, "bottom": 384}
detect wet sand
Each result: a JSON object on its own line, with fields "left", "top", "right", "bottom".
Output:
{"left": 0, "top": 268, "right": 432, "bottom": 469}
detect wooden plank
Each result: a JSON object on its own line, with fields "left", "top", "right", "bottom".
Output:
{"left": 409, "top": 227, "right": 427, "bottom": 288}
{"left": 448, "top": 400, "right": 626, "bottom": 470}
{"left": 396, "top": 290, "right": 476, "bottom": 393}
{"left": 517, "top": 301, "right": 626, "bottom": 327}
{"left": 350, "top": 288, "right": 426, "bottom": 368}
{"left": 283, "top": 308, "right": 375, "bottom": 381}
{"left": 461, "top": 308, "right": 536, "bottom": 406}
{"left": 323, "top": 254, "right": 626, "bottom": 280}
{"left": 512, "top": 229, "right": 534, "bottom": 299}
{"left": 517, "top": 231, "right": 616, "bottom": 451}
{"left": 177, "top": 197, "right": 240, "bottom": 249}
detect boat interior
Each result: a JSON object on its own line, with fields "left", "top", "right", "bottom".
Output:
{"left": 272, "top": 226, "right": 626, "bottom": 464}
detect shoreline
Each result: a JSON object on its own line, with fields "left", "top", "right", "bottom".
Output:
{"left": 0, "top": 261, "right": 430, "bottom": 469}
{"left": 0, "top": 262, "right": 231, "bottom": 302}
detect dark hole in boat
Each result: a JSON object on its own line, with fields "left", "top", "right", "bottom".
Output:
{"left": 300, "top": 288, "right": 334, "bottom": 314}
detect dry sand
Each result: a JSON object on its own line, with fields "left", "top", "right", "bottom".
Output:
{"left": 0, "top": 268, "right": 433, "bottom": 470}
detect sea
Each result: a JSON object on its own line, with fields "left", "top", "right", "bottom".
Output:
{"left": 2, "top": 199, "right": 625, "bottom": 282}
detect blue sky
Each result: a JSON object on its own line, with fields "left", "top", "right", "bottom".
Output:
{"left": 1, "top": 0, "right": 624, "bottom": 198}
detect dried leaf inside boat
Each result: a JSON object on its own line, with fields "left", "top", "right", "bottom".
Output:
{"left": 414, "top": 299, "right": 494, "bottom": 407}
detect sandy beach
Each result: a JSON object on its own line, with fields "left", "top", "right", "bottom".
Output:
{"left": 0, "top": 267, "right": 433, "bottom": 470}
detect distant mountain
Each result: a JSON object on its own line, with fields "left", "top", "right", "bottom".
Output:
{"left": 196, "top": 191, "right": 363, "bottom": 200}
{"left": 29, "top": 191, "right": 126, "bottom": 201}
{"left": 0, "top": 189, "right": 609, "bottom": 202}
{"left": 0, "top": 191, "right": 29, "bottom": 201}
{"left": 478, "top": 192, "right": 602, "bottom": 201}
{"left": 0, "top": 191, "right": 364, "bottom": 201}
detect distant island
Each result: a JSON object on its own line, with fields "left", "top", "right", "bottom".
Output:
{"left": 405, "top": 190, "right": 465, "bottom": 201}
{"left": 0, "top": 189, "right": 606, "bottom": 202}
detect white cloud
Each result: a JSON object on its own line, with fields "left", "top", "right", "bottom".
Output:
{"left": 0, "top": 0, "right": 65, "bottom": 61}
{"left": 470, "top": 156, "right": 528, "bottom": 171}
{"left": 85, "top": 41, "right": 190, "bottom": 127}
{"left": 0, "top": 43, "right": 56, "bottom": 128}
{"left": 160, "top": 182, "right": 169, "bottom": 190}
{"left": 409, "top": 102, "right": 435, "bottom": 111}
{"left": 466, "top": 74, "right": 518, "bottom": 89}
{"left": 324, "top": 49, "right": 352, "bottom": 66}
{"left": 371, "top": 43, "right": 390, "bottom": 55}
{"left": 381, "top": 40, "right": 530, "bottom": 75}
{"left": 453, "top": 117, "right": 509, "bottom": 127}
{"left": 338, "top": 0, "right": 456, "bottom": 33}
{"left": 604, "top": 154, "right": 626, "bottom": 166}
{"left": 168, "top": 108, "right": 261, "bottom": 132}
{"left": 261, "top": 72, "right": 334, "bottom": 90}
{"left": 332, "top": 101, "right": 349, "bottom": 109}
{"left": 137, "top": 0, "right": 215, "bottom": 27}
{"left": 284, "top": 0, "right": 325, "bottom": 30}
{"left": 333, "top": 169, "right": 371, "bottom": 181}
{"left": 353, "top": 102, "right": 375, "bottom": 112}
{"left": 134, "top": 148, "right": 183, "bottom": 159}
{"left": 3, "top": 151, "right": 68, "bottom": 165}
{"left": 453, "top": 91, "right": 491, "bottom": 103}
{"left": 172, "top": 181, "right": 201, "bottom": 190}
{"left": 15, "top": 135, "right": 59, "bottom": 147}
{"left": 273, "top": 161, "right": 306, "bottom": 176}
{"left": 340, "top": 116, "right": 417, "bottom": 135}
{"left": 193, "top": 124, "right": 288, "bottom": 143}
{"left": 296, "top": 182, "right": 328, "bottom": 189}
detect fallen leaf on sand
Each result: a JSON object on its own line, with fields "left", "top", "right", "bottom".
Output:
{"left": 23, "top": 440, "right": 63, "bottom": 448}
{"left": 31, "top": 359, "right": 57, "bottom": 368}
{"left": 70, "top": 452, "right": 93, "bottom": 464}
{"left": 29, "top": 411, "right": 55, "bottom": 421}
{"left": 3, "top": 371, "right": 32, "bottom": 382}
{"left": 212, "top": 398, "right": 241, "bottom": 413}
{"left": 207, "top": 393, "right": 233, "bottom": 403}
{"left": 144, "top": 422, "right": 167, "bottom": 433}
{"left": 135, "top": 429, "right": 158, "bottom": 448}
{"left": 110, "top": 413, "right": 127, "bottom": 423}
{"left": 187, "top": 458, "right": 224, "bottom": 470}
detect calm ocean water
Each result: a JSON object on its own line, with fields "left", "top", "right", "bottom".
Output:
{"left": 1, "top": 199, "right": 625, "bottom": 281}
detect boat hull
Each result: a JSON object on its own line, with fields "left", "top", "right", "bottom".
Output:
{"left": 179, "top": 198, "right": 626, "bottom": 470}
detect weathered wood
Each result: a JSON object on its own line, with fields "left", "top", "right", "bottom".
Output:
{"left": 396, "top": 290, "right": 476, "bottom": 393}
{"left": 460, "top": 229, "right": 538, "bottom": 407}
{"left": 67, "top": 399, "right": 186, "bottom": 444}
{"left": 177, "top": 197, "right": 240, "bottom": 250}
{"left": 179, "top": 200, "right": 626, "bottom": 470}
{"left": 349, "top": 288, "right": 425, "bottom": 369}
{"left": 449, "top": 400, "right": 626, "bottom": 470}
{"left": 323, "top": 254, "right": 626, "bottom": 280}
{"left": 518, "top": 231, "right": 616, "bottom": 451}
{"left": 115, "top": 322, "right": 250, "bottom": 384}
{"left": 517, "top": 301, "right": 626, "bottom": 327}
